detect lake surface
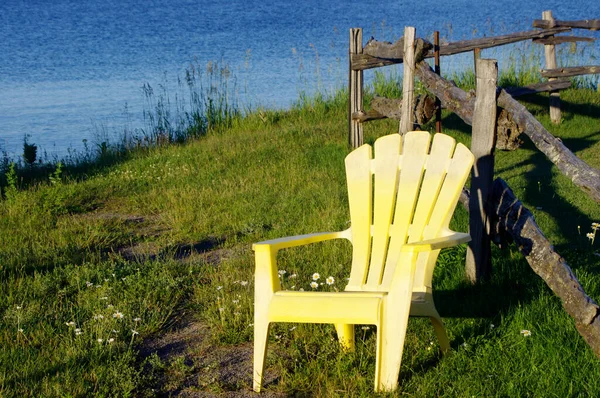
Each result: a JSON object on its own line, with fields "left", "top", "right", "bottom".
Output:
{"left": 1, "top": 0, "right": 598, "bottom": 160}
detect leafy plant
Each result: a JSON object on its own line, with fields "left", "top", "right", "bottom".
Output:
{"left": 23, "top": 136, "right": 38, "bottom": 166}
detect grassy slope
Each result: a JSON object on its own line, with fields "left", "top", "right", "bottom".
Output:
{"left": 0, "top": 88, "right": 599, "bottom": 396}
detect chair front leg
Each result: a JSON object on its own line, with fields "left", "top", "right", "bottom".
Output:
{"left": 377, "top": 302, "right": 411, "bottom": 392}
{"left": 376, "top": 253, "right": 418, "bottom": 392}
{"left": 253, "top": 246, "right": 279, "bottom": 392}
{"left": 253, "top": 316, "right": 271, "bottom": 392}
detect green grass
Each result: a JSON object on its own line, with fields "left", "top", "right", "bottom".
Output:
{"left": 1, "top": 74, "right": 600, "bottom": 396}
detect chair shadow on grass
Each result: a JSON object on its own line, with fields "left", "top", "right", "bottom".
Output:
{"left": 392, "top": 250, "right": 543, "bottom": 384}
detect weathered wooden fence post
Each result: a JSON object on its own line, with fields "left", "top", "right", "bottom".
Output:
{"left": 473, "top": 47, "right": 481, "bottom": 75}
{"left": 543, "top": 10, "right": 562, "bottom": 124}
{"left": 399, "top": 26, "right": 416, "bottom": 135}
{"left": 465, "top": 58, "right": 498, "bottom": 283}
{"left": 349, "top": 28, "right": 364, "bottom": 148}
{"left": 434, "top": 30, "right": 442, "bottom": 133}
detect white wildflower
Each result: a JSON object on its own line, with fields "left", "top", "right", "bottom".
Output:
{"left": 112, "top": 312, "right": 124, "bottom": 319}
{"left": 326, "top": 276, "right": 335, "bottom": 285}
{"left": 312, "top": 273, "right": 320, "bottom": 281}
{"left": 520, "top": 329, "right": 532, "bottom": 337}
{"left": 310, "top": 281, "right": 318, "bottom": 289}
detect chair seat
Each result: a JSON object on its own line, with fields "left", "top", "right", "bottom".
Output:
{"left": 269, "top": 290, "right": 438, "bottom": 324}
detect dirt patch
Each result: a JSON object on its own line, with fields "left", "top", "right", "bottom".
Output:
{"left": 139, "top": 318, "right": 283, "bottom": 397}
{"left": 81, "top": 211, "right": 280, "bottom": 395}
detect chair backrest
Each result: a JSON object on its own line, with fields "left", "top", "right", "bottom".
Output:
{"left": 344, "top": 132, "right": 473, "bottom": 292}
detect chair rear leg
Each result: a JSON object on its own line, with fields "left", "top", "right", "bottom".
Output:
{"left": 334, "top": 323, "right": 355, "bottom": 352}
{"left": 429, "top": 315, "right": 450, "bottom": 354}
{"left": 253, "top": 320, "right": 271, "bottom": 392}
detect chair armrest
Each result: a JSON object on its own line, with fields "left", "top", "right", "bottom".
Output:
{"left": 401, "top": 232, "right": 471, "bottom": 253}
{"left": 252, "top": 228, "right": 352, "bottom": 252}
{"left": 253, "top": 228, "right": 352, "bottom": 296}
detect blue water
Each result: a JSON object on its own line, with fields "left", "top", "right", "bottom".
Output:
{"left": 0, "top": 0, "right": 598, "bottom": 159}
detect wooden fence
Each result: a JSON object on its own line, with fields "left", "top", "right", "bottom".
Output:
{"left": 348, "top": 11, "right": 600, "bottom": 147}
{"left": 345, "top": 12, "right": 600, "bottom": 358}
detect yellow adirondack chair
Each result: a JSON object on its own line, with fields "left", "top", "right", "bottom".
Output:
{"left": 252, "top": 131, "right": 474, "bottom": 392}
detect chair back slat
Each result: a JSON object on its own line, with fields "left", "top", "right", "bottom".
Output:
{"left": 345, "top": 144, "right": 373, "bottom": 289}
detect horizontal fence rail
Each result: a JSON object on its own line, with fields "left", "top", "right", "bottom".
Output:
{"left": 350, "top": 28, "right": 571, "bottom": 71}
